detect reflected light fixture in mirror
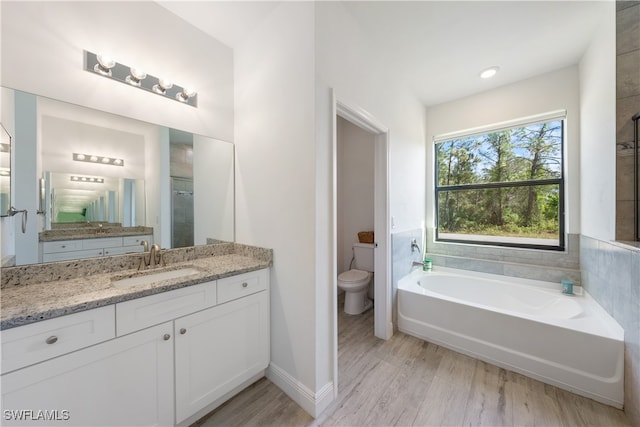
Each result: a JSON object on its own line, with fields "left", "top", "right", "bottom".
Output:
{"left": 84, "top": 50, "right": 198, "bottom": 107}
{"left": 70, "top": 175, "right": 104, "bottom": 184}
{"left": 73, "top": 152, "right": 124, "bottom": 166}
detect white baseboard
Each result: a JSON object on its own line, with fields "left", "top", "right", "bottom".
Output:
{"left": 266, "top": 362, "right": 334, "bottom": 418}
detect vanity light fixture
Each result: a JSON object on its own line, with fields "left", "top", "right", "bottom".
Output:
{"left": 70, "top": 175, "right": 104, "bottom": 184}
{"left": 84, "top": 50, "right": 198, "bottom": 107}
{"left": 73, "top": 152, "right": 124, "bottom": 167}
{"left": 480, "top": 66, "right": 500, "bottom": 79}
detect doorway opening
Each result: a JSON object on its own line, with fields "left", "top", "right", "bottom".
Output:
{"left": 332, "top": 96, "right": 391, "bottom": 396}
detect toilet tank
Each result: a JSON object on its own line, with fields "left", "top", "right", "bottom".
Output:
{"left": 353, "top": 243, "right": 375, "bottom": 272}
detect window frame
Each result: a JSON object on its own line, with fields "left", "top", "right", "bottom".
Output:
{"left": 434, "top": 113, "right": 566, "bottom": 251}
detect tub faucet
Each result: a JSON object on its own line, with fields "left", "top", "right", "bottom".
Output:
{"left": 411, "top": 239, "right": 421, "bottom": 253}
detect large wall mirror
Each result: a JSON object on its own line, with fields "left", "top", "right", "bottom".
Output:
{"left": 1, "top": 87, "right": 234, "bottom": 266}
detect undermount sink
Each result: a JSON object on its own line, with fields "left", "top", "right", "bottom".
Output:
{"left": 111, "top": 266, "right": 202, "bottom": 289}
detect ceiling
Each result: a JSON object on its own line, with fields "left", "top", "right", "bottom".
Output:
{"left": 159, "top": 1, "right": 608, "bottom": 107}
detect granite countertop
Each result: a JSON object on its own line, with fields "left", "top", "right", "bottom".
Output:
{"left": 1, "top": 244, "right": 272, "bottom": 330}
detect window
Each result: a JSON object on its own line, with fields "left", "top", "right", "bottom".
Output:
{"left": 434, "top": 114, "right": 565, "bottom": 250}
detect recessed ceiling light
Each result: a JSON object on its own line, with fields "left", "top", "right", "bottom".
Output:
{"left": 480, "top": 66, "right": 500, "bottom": 79}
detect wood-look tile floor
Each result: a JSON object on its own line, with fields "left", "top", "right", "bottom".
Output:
{"left": 193, "top": 300, "right": 631, "bottom": 427}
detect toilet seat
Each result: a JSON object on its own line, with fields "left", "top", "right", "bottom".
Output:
{"left": 338, "top": 269, "right": 369, "bottom": 285}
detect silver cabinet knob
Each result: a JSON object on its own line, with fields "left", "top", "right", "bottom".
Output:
{"left": 46, "top": 336, "right": 58, "bottom": 345}
{"left": 180, "top": 328, "right": 187, "bottom": 335}
{"left": 163, "top": 334, "right": 171, "bottom": 341}
{"left": 242, "top": 282, "right": 248, "bottom": 288}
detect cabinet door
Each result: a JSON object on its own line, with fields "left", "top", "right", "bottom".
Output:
{"left": 1, "top": 322, "right": 174, "bottom": 426}
{"left": 174, "top": 290, "right": 269, "bottom": 424}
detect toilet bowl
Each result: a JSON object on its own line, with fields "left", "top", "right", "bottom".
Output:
{"left": 338, "top": 269, "right": 373, "bottom": 315}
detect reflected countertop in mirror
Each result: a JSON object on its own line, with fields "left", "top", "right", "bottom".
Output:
{"left": 40, "top": 225, "right": 153, "bottom": 242}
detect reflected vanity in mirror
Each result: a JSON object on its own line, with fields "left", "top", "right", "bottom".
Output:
{"left": 1, "top": 87, "right": 234, "bottom": 266}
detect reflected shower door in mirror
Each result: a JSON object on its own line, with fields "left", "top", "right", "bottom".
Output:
{"left": 1, "top": 87, "right": 235, "bottom": 266}
{"left": 0, "top": 124, "right": 10, "bottom": 216}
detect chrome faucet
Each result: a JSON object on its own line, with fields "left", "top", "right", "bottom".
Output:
{"left": 411, "top": 239, "right": 421, "bottom": 254}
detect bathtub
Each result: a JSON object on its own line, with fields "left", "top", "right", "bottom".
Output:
{"left": 398, "top": 267, "right": 624, "bottom": 408}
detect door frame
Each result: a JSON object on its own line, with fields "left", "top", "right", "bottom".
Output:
{"left": 331, "top": 91, "right": 392, "bottom": 394}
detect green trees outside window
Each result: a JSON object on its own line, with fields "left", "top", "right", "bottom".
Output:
{"left": 435, "top": 118, "right": 564, "bottom": 250}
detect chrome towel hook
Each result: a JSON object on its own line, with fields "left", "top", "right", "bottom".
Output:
{"left": 8, "top": 206, "right": 28, "bottom": 233}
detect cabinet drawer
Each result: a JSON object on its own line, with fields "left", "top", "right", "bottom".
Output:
{"left": 83, "top": 237, "right": 123, "bottom": 249}
{"left": 217, "top": 269, "right": 268, "bottom": 304}
{"left": 116, "top": 281, "right": 217, "bottom": 336}
{"left": 43, "top": 249, "right": 103, "bottom": 262}
{"left": 0, "top": 306, "right": 115, "bottom": 374}
{"left": 123, "top": 235, "right": 153, "bottom": 247}
{"left": 42, "top": 240, "right": 83, "bottom": 253}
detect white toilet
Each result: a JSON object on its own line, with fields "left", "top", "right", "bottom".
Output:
{"left": 338, "top": 243, "right": 374, "bottom": 315}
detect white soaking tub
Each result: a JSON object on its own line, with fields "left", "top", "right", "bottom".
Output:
{"left": 397, "top": 266, "right": 624, "bottom": 408}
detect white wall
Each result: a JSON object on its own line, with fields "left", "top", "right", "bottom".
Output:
{"left": 1, "top": 2, "right": 233, "bottom": 142}
{"left": 234, "top": 1, "right": 319, "bottom": 414}
{"left": 314, "top": 0, "right": 426, "bottom": 415}
{"left": 578, "top": 4, "right": 616, "bottom": 241}
{"left": 425, "top": 66, "right": 581, "bottom": 237}
{"left": 337, "top": 116, "right": 374, "bottom": 274}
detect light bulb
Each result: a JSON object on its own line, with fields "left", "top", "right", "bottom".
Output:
{"left": 126, "top": 67, "right": 147, "bottom": 87}
{"left": 101, "top": 157, "right": 111, "bottom": 164}
{"left": 90, "top": 156, "right": 98, "bottom": 162}
{"left": 177, "top": 87, "right": 197, "bottom": 102}
{"left": 94, "top": 54, "right": 116, "bottom": 76}
{"left": 153, "top": 77, "right": 173, "bottom": 94}
{"left": 75, "top": 154, "right": 85, "bottom": 161}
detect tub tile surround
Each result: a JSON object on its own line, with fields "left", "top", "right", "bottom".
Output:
{"left": 391, "top": 229, "right": 424, "bottom": 326}
{"left": 581, "top": 235, "right": 640, "bottom": 424}
{"left": 0, "top": 242, "right": 273, "bottom": 330}
{"left": 425, "top": 228, "right": 582, "bottom": 286}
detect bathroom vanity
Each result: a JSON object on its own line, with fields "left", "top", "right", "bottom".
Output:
{"left": 0, "top": 243, "right": 271, "bottom": 426}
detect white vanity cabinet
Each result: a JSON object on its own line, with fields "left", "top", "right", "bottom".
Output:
{"left": 1, "top": 321, "right": 175, "bottom": 426}
{"left": 0, "top": 267, "right": 270, "bottom": 427}
{"left": 174, "top": 288, "right": 269, "bottom": 424}
{"left": 40, "top": 234, "right": 153, "bottom": 262}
